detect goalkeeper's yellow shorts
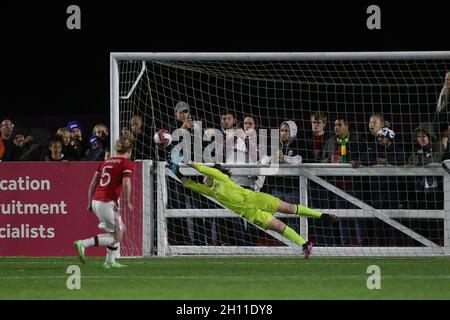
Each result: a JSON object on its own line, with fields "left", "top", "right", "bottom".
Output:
{"left": 244, "top": 209, "right": 275, "bottom": 230}
{"left": 240, "top": 191, "right": 280, "bottom": 229}
{"left": 246, "top": 191, "right": 280, "bottom": 214}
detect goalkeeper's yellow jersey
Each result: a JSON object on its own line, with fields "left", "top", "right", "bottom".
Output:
{"left": 182, "top": 163, "right": 262, "bottom": 217}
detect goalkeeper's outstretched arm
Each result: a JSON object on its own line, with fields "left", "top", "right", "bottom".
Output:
{"left": 178, "top": 162, "right": 196, "bottom": 183}
{"left": 169, "top": 161, "right": 215, "bottom": 197}
{"left": 166, "top": 159, "right": 202, "bottom": 183}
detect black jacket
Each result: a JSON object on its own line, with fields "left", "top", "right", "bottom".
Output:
{"left": 364, "top": 141, "right": 407, "bottom": 192}
{"left": 322, "top": 132, "right": 369, "bottom": 163}
{"left": 322, "top": 132, "right": 369, "bottom": 191}
{"left": 303, "top": 130, "right": 333, "bottom": 163}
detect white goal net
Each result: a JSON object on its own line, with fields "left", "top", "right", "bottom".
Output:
{"left": 111, "top": 52, "right": 450, "bottom": 257}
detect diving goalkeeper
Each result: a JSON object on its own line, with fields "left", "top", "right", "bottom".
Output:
{"left": 167, "top": 160, "right": 335, "bottom": 259}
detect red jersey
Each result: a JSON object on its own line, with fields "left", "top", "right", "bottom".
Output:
{"left": 93, "top": 156, "right": 134, "bottom": 202}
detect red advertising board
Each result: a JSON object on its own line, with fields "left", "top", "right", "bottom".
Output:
{"left": 0, "top": 161, "right": 142, "bottom": 257}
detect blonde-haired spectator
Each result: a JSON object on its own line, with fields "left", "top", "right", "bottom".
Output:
{"left": 437, "top": 71, "right": 449, "bottom": 113}
{"left": 92, "top": 123, "right": 109, "bottom": 137}
{"left": 433, "top": 72, "right": 450, "bottom": 143}
{"left": 442, "top": 125, "right": 450, "bottom": 161}
{"left": 92, "top": 123, "right": 110, "bottom": 150}
{"left": 57, "top": 127, "right": 70, "bottom": 144}
{"left": 56, "top": 127, "right": 77, "bottom": 160}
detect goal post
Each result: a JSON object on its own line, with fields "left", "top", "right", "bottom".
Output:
{"left": 111, "top": 51, "right": 450, "bottom": 257}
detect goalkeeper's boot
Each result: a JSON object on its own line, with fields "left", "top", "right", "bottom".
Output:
{"left": 321, "top": 213, "right": 339, "bottom": 222}
{"left": 74, "top": 240, "right": 86, "bottom": 264}
{"left": 302, "top": 240, "right": 314, "bottom": 260}
{"left": 103, "top": 261, "right": 127, "bottom": 269}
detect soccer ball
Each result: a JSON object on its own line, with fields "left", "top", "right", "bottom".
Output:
{"left": 154, "top": 129, "right": 172, "bottom": 147}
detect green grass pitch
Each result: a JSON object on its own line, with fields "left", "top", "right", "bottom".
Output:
{"left": 1, "top": 257, "right": 449, "bottom": 299}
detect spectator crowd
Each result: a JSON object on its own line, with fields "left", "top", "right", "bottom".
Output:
{"left": 1, "top": 72, "right": 448, "bottom": 248}
{"left": 0, "top": 119, "right": 110, "bottom": 162}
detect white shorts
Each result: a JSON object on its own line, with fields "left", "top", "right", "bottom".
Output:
{"left": 92, "top": 200, "right": 124, "bottom": 233}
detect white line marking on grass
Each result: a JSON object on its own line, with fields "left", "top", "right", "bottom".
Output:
{"left": 1, "top": 275, "right": 450, "bottom": 281}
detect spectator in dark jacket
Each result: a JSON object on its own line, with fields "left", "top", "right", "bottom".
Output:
{"left": 366, "top": 127, "right": 406, "bottom": 246}
{"left": 56, "top": 127, "right": 78, "bottom": 160}
{"left": 407, "top": 123, "right": 444, "bottom": 213}
{"left": 322, "top": 117, "right": 369, "bottom": 246}
{"left": 82, "top": 136, "right": 105, "bottom": 161}
{"left": 304, "top": 112, "right": 336, "bottom": 246}
{"left": 41, "top": 138, "right": 69, "bottom": 161}
{"left": 0, "top": 118, "right": 15, "bottom": 161}
{"left": 9, "top": 130, "right": 40, "bottom": 161}
{"left": 67, "top": 120, "right": 87, "bottom": 160}
{"left": 408, "top": 123, "right": 443, "bottom": 191}
{"left": 434, "top": 72, "right": 450, "bottom": 137}
{"left": 441, "top": 125, "right": 450, "bottom": 160}
{"left": 366, "top": 127, "right": 407, "bottom": 205}
{"left": 304, "top": 112, "right": 333, "bottom": 163}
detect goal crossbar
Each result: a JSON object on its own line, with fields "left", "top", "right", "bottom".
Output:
{"left": 111, "top": 51, "right": 450, "bottom": 61}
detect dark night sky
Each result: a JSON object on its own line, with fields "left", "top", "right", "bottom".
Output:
{"left": 1, "top": 1, "right": 449, "bottom": 128}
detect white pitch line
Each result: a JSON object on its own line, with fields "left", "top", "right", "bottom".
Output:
{"left": 1, "top": 275, "right": 450, "bottom": 281}
{"left": 0, "top": 259, "right": 440, "bottom": 266}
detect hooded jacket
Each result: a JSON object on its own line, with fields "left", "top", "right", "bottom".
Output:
{"left": 279, "top": 121, "right": 304, "bottom": 164}
{"left": 408, "top": 123, "right": 443, "bottom": 165}
{"left": 408, "top": 123, "right": 443, "bottom": 191}
{"left": 269, "top": 121, "right": 305, "bottom": 196}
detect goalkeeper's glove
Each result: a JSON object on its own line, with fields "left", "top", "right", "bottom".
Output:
{"left": 166, "top": 161, "right": 185, "bottom": 180}
{"left": 170, "top": 147, "right": 184, "bottom": 163}
{"left": 167, "top": 149, "right": 185, "bottom": 180}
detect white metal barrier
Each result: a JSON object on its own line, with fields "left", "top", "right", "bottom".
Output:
{"left": 154, "top": 162, "right": 450, "bottom": 257}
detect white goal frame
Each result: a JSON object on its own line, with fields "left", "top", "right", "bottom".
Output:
{"left": 156, "top": 162, "right": 449, "bottom": 257}
{"left": 110, "top": 52, "right": 450, "bottom": 257}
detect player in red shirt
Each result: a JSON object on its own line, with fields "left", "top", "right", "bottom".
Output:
{"left": 74, "top": 137, "right": 133, "bottom": 269}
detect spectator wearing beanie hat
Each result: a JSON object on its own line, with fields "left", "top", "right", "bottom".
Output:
{"left": 67, "top": 120, "right": 83, "bottom": 141}
{"left": 67, "top": 120, "right": 87, "bottom": 160}
{"left": 82, "top": 135, "right": 105, "bottom": 161}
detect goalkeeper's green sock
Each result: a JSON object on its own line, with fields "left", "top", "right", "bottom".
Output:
{"left": 282, "top": 226, "right": 307, "bottom": 246}
{"left": 296, "top": 205, "right": 322, "bottom": 218}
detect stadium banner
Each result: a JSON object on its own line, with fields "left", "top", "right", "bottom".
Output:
{"left": 0, "top": 161, "right": 142, "bottom": 256}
